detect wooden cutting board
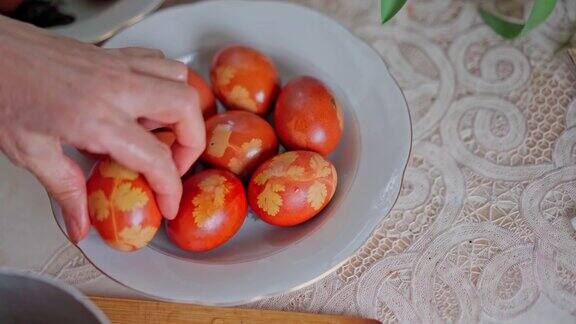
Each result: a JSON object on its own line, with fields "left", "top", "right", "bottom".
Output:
{"left": 90, "top": 296, "right": 380, "bottom": 324}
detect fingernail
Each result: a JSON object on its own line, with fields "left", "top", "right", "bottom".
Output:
{"left": 63, "top": 212, "right": 80, "bottom": 243}
{"left": 175, "top": 158, "right": 188, "bottom": 177}
{"left": 164, "top": 210, "right": 177, "bottom": 220}
{"left": 158, "top": 196, "right": 179, "bottom": 221}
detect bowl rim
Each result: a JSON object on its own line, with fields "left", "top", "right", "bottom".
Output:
{"left": 0, "top": 269, "right": 110, "bottom": 323}
{"left": 49, "top": 0, "right": 413, "bottom": 305}
{"left": 48, "top": 0, "right": 165, "bottom": 44}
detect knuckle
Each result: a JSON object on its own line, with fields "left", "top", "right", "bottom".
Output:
{"left": 106, "top": 48, "right": 124, "bottom": 56}
{"left": 83, "top": 110, "right": 119, "bottom": 137}
{"left": 151, "top": 49, "right": 165, "bottom": 57}
{"left": 53, "top": 184, "right": 84, "bottom": 203}
{"left": 172, "top": 60, "right": 187, "bottom": 73}
{"left": 181, "top": 88, "right": 200, "bottom": 113}
{"left": 168, "top": 57, "right": 185, "bottom": 67}
{"left": 2, "top": 149, "right": 27, "bottom": 168}
{"left": 118, "top": 47, "right": 136, "bottom": 56}
{"left": 14, "top": 133, "right": 58, "bottom": 159}
{"left": 147, "top": 141, "right": 174, "bottom": 172}
{"left": 0, "top": 137, "right": 27, "bottom": 168}
{"left": 80, "top": 114, "right": 126, "bottom": 151}
{"left": 80, "top": 141, "right": 105, "bottom": 154}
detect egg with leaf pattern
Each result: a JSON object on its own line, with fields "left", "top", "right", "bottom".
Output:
{"left": 86, "top": 159, "right": 161, "bottom": 252}
{"left": 274, "top": 76, "right": 344, "bottom": 156}
{"left": 248, "top": 151, "right": 337, "bottom": 226}
{"left": 167, "top": 169, "right": 248, "bottom": 252}
{"left": 201, "top": 111, "right": 278, "bottom": 178}
{"left": 210, "top": 45, "right": 279, "bottom": 115}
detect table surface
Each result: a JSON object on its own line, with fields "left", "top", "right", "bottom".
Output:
{"left": 2, "top": 0, "right": 576, "bottom": 323}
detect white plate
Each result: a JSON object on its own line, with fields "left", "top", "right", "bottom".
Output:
{"left": 50, "top": 0, "right": 412, "bottom": 305}
{"left": 48, "top": 0, "right": 164, "bottom": 43}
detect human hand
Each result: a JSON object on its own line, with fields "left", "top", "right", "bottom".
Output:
{"left": 0, "top": 16, "right": 206, "bottom": 243}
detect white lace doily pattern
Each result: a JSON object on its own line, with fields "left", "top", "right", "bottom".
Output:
{"left": 243, "top": 1, "right": 576, "bottom": 322}
{"left": 4, "top": 1, "right": 576, "bottom": 323}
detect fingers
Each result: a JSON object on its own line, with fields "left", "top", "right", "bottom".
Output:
{"left": 95, "top": 118, "right": 182, "bottom": 219}
{"left": 171, "top": 143, "right": 202, "bottom": 175}
{"left": 122, "top": 76, "right": 206, "bottom": 175}
{"left": 139, "top": 119, "right": 203, "bottom": 174}
{"left": 127, "top": 57, "right": 188, "bottom": 82}
{"left": 107, "top": 47, "right": 187, "bottom": 82}
{"left": 138, "top": 118, "right": 164, "bottom": 130}
{"left": 22, "top": 135, "right": 90, "bottom": 243}
{"left": 171, "top": 117, "right": 206, "bottom": 174}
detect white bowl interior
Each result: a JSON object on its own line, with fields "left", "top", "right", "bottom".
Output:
{"left": 147, "top": 46, "right": 361, "bottom": 263}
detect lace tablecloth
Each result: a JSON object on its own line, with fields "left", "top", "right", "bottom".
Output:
{"left": 1, "top": 0, "right": 576, "bottom": 323}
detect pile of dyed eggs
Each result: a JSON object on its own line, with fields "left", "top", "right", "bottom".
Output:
{"left": 86, "top": 45, "right": 344, "bottom": 252}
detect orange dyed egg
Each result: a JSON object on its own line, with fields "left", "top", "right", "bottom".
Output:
{"left": 201, "top": 111, "right": 278, "bottom": 178}
{"left": 248, "top": 151, "right": 337, "bottom": 227}
{"left": 187, "top": 68, "right": 217, "bottom": 119}
{"left": 210, "top": 45, "right": 279, "bottom": 115}
{"left": 274, "top": 76, "right": 344, "bottom": 156}
{"left": 167, "top": 169, "right": 248, "bottom": 252}
{"left": 152, "top": 128, "right": 176, "bottom": 146}
{"left": 86, "top": 159, "right": 161, "bottom": 252}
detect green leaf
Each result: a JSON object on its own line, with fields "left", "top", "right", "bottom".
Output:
{"left": 479, "top": 0, "right": 558, "bottom": 39}
{"left": 381, "top": 0, "right": 407, "bottom": 24}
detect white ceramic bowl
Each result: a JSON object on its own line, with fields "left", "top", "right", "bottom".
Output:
{"left": 51, "top": 0, "right": 411, "bottom": 305}
{"left": 0, "top": 270, "right": 109, "bottom": 323}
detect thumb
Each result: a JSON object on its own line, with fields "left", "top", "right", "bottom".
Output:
{"left": 26, "top": 142, "right": 89, "bottom": 243}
